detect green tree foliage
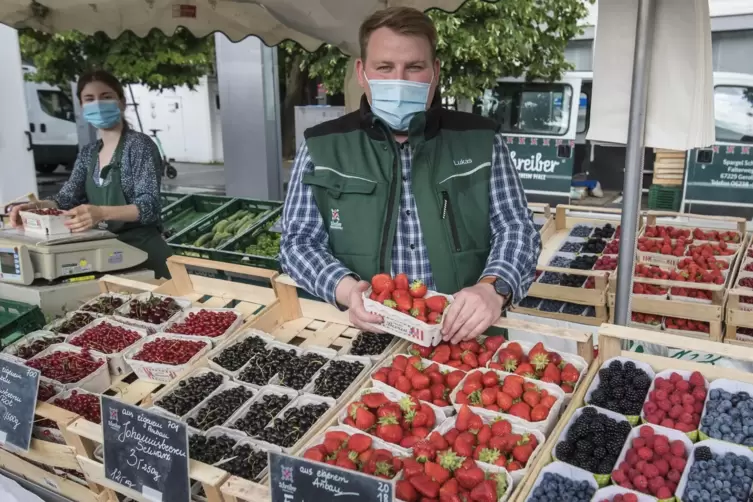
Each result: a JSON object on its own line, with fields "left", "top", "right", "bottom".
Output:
{"left": 19, "top": 28, "right": 214, "bottom": 92}
{"left": 282, "top": 0, "right": 592, "bottom": 100}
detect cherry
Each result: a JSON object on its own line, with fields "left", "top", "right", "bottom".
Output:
{"left": 166, "top": 310, "right": 237, "bottom": 338}
{"left": 69, "top": 322, "right": 141, "bottom": 354}
{"left": 28, "top": 208, "right": 64, "bottom": 216}
{"left": 52, "top": 390, "right": 101, "bottom": 423}
{"left": 26, "top": 349, "right": 105, "bottom": 384}
{"left": 131, "top": 338, "right": 207, "bottom": 365}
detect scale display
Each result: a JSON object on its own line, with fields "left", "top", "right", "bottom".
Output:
{"left": 0, "top": 247, "right": 22, "bottom": 282}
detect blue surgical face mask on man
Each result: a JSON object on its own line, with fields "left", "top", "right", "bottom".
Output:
{"left": 365, "top": 71, "right": 433, "bottom": 132}
{"left": 82, "top": 100, "right": 122, "bottom": 130}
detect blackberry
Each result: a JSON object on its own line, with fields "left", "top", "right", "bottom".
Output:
{"left": 556, "top": 441, "right": 573, "bottom": 459}
{"left": 592, "top": 224, "right": 615, "bottom": 239}
{"left": 589, "top": 359, "right": 651, "bottom": 415}
{"left": 597, "top": 459, "right": 615, "bottom": 474}
{"left": 561, "top": 275, "right": 587, "bottom": 288}
{"left": 570, "top": 255, "right": 598, "bottom": 270}
{"left": 694, "top": 446, "right": 712, "bottom": 462}
{"left": 558, "top": 407, "right": 630, "bottom": 475}
{"left": 582, "top": 407, "right": 598, "bottom": 418}
{"left": 582, "top": 238, "right": 607, "bottom": 254}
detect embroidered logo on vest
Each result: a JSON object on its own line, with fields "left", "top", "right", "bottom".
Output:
{"left": 453, "top": 158, "right": 472, "bottom": 166}
{"left": 330, "top": 208, "right": 343, "bottom": 230}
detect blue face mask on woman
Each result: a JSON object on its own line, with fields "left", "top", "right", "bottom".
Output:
{"left": 82, "top": 100, "right": 122, "bottom": 130}
{"left": 365, "top": 71, "right": 433, "bottom": 132}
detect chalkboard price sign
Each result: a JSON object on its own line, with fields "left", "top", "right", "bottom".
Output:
{"left": 269, "top": 451, "right": 393, "bottom": 502}
{"left": 0, "top": 357, "right": 39, "bottom": 452}
{"left": 101, "top": 396, "right": 190, "bottom": 502}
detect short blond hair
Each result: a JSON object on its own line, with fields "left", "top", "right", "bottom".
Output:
{"left": 359, "top": 7, "right": 438, "bottom": 60}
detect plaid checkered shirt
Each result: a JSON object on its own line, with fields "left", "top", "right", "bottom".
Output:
{"left": 280, "top": 133, "right": 542, "bottom": 306}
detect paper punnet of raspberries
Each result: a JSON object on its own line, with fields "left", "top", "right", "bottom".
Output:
{"left": 642, "top": 371, "right": 707, "bottom": 433}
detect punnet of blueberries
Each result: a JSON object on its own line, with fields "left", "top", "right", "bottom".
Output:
{"left": 555, "top": 406, "right": 631, "bottom": 474}
{"left": 527, "top": 471, "right": 596, "bottom": 502}
{"left": 185, "top": 385, "right": 255, "bottom": 431}
{"left": 211, "top": 336, "right": 268, "bottom": 372}
{"left": 549, "top": 255, "right": 573, "bottom": 268}
{"left": 561, "top": 241, "right": 584, "bottom": 253}
{"left": 539, "top": 272, "right": 562, "bottom": 285}
{"left": 682, "top": 446, "right": 753, "bottom": 502}
{"left": 570, "top": 225, "right": 594, "bottom": 238}
{"left": 589, "top": 359, "right": 652, "bottom": 416}
{"left": 256, "top": 402, "right": 330, "bottom": 448}
{"left": 156, "top": 371, "right": 224, "bottom": 416}
{"left": 701, "top": 389, "right": 753, "bottom": 447}
{"left": 349, "top": 332, "right": 393, "bottom": 356}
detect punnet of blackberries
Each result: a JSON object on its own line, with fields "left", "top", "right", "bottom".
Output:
{"left": 701, "top": 389, "right": 753, "bottom": 447}
{"left": 349, "top": 332, "right": 393, "bottom": 356}
{"left": 255, "top": 402, "right": 330, "bottom": 448}
{"left": 185, "top": 385, "right": 255, "bottom": 431}
{"left": 589, "top": 359, "right": 652, "bottom": 416}
{"left": 312, "top": 360, "right": 364, "bottom": 399}
{"left": 229, "top": 393, "right": 292, "bottom": 436}
{"left": 527, "top": 471, "right": 596, "bottom": 502}
{"left": 276, "top": 352, "right": 329, "bottom": 390}
{"left": 555, "top": 406, "right": 632, "bottom": 475}
{"left": 210, "top": 335, "right": 268, "bottom": 372}
{"left": 50, "top": 312, "right": 96, "bottom": 335}
{"left": 237, "top": 346, "right": 296, "bottom": 386}
{"left": 188, "top": 433, "right": 237, "bottom": 465}
{"left": 155, "top": 371, "right": 224, "bottom": 417}
{"left": 682, "top": 446, "right": 753, "bottom": 502}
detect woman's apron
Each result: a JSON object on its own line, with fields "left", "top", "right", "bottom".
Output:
{"left": 84, "top": 136, "right": 173, "bottom": 279}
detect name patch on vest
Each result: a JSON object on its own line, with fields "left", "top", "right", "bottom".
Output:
{"left": 330, "top": 208, "right": 343, "bottom": 230}
{"left": 453, "top": 158, "right": 473, "bottom": 166}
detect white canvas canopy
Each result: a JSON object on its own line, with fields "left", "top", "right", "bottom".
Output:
{"left": 0, "top": 0, "right": 467, "bottom": 55}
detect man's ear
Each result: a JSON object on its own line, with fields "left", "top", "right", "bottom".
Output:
{"left": 355, "top": 58, "right": 367, "bottom": 90}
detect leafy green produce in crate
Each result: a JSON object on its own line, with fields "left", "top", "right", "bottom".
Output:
{"left": 245, "top": 231, "right": 281, "bottom": 257}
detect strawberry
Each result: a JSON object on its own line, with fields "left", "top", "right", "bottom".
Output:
{"left": 409, "top": 345, "right": 432, "bottom": 359}
{"left": 353, "top": 407, "right": 376, "bottom": 430}
{"left": 324, "top": 430, "right": 349, "bottom": 443}
{"left": 491, "top": 419, "right": 512, "bottom": 436}
{"left": 395, "top": 375, "right": 412, "bottom": 394}
{"left": 515, "top": 362, "right": 536, "bottom": 378}
{"left": 394, "top": 273, "right": 409, "bottom": 291}
{"left": 376, "top": 415, "right": 404, "bottom": 444}
{"left": 476, "top": 424, "right": 492, "bottom": 445}
{"left": 560, "top": 363, "right": 580, "bottom": 384}
{"left": 431, "top": 344, "right": 451, "bottom": 364}
{"left": 528, "top": 342, "right": 550, "bottom": 371}
{"left": 483, "top": 336, "right": 504, "bottom": 353}
{"left": 335, "top": 456, "right": 357, "bottom": 470}
{"left": 303, "top": 447, "right": 326, "bottom": 462}
{"left": 512, "top": 435, "right": 534, "bottom": 464}
{"left": 454, "top": 436, "right": 474, "bottom": 457}
{"left": 481, "top": 371, "right": 499, "bottom": 388}
{"left": 501, "top": 377, "right": 523, "bottom": 399}
{"left": 402, "top": 457, "right": 425, "bottom": 478}
{"left": 361, "top": 392, "right": 390, "bottom": 409}
{"left": 530, "top": 404, "right": 550, "bottom": 422}
{"left": 408, "top": 474, "right": 440, "bottom": 499}
{"left": 410, "top": 280, "right": 428, "bottom": 298}
{"left": 426, "top": 296, "right": 449, "bottom": 313}
{"left": 371, "top": 273, "right": 395, "bottom": 294}
{"left": 468, "top": 415, "right": 483, "bottom": 432}
{"left": 383, "top": 299, "right": 397, "bottom": 309}
{"left": 470, "top": 479, "right": 497, "bottom": 502}
{"left": 447, "top": 370, "right": 465, "bottom": 390}
{"left": 411, "top": 373, "right": 431, "bottom": 390}
{"left": 541, "top": 363, "right": 561, "bottom": 385}
{"left": 481, "top": 388, "right": 497, "bottom": 406}
{"left": 461, "top": 351, "right": 479, "bottom": 368}
{"left": 413, "top": 441, "right": 437, "bottom": 463}
{"left": 496, "top": 349, "right": 519, "bottom": 372}
{"left": 425, "top": 461, "right": 450, "bottom": 485}
{"left": 393, "top": 290, "right": 413, "bottom": 311}
{"left": 456, "top": 466, "right": 485, "bottom": 490}
{"left": 508, "top": 402, "right": 531, "bottom": 421}
{"left": 347, "top": 433, "right": 372, "bottom": 453}
{"left": 522, "top": 390, "right": 541, "bottom": 407}
{"left": 506, "top": 342, "right": 524, "bottom": 359}
{"left": 496, "top": 391, "right": 513, "bottom": 411}
{"left": 427, "top": 311, "right": 443, "bottom": 324}
{"left": 396, "top": 480, "right": 418, "bottom": 502}
{"left": 439, "top": 478, "right": 460, "bottom": 498}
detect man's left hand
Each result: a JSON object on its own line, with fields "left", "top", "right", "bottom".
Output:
{"left": 441, "top": 283, "right": 506, "bottom": 344}
{"left": 64, "top": 205, "right": 103, "bottom": 233}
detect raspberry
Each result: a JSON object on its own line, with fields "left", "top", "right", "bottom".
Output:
{"left": 670, "top": 440, "right": 685, "bottom": 457}
{"left": 637, "top": 447, "right": 653, "bottom": 461}
{"left": 679, "top": 412, "right": 694, "bottom": 424}
{"left": 656, "top": 486, "right": 672, "bottom": 499}
{"left": 667, "top": 468, "right": 682, "bottom": 483}
{"left": 633, "top": 475, "right": 649, "bottom": 491}
{"left": 688, "top": 371, "right": 705, "bottom": 388}
{"left": 639, "top": 425, "right": 655, "bottom": 438}
{"left": 643, "top": 464, "right": 660, "bottom": 479}
{"left": 675, "top": 380, "right": 690, "bottom": 392}
{"left": 669, "top": 456, "right": 686, "bottom": 471}
{"left": 612, "top": 469, "right": 627, "bottom": 484}
{"left": 632, "top": 437, "right": 647, "bottom": 449}
{"left": 661, "top": 418, "right": 675, "bottom": 429}
{"left": 654, "top": 458, "right": 669, "bottom": 476}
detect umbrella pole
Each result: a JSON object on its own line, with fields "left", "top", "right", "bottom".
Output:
{"left": 614, "top": 0, "right": 657, "bottom": 325}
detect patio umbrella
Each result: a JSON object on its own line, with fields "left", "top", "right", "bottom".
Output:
{"left": 0, "top": 0, "right": 468, "bottom": 55}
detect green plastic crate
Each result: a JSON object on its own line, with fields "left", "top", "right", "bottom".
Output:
{"left": 648, "top": 184, "right": 683, "bottom": 211}
{"left": 161, "top": 194, "right": 234, "bottom": 239}
{"left": 214, "top": 213, "right": 282, "bottom": 270}
{"left": 160, "top": 192, "right": 190, "bottom": 214}
{"left": 168, "top": 199, "right": 282, "bottom": 260}
{"left": 0, "top": 299, "right": 46, "bottom": 347}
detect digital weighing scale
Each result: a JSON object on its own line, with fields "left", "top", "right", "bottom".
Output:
{"left": 0, "top": 228, "right": 155, "bottom": 314}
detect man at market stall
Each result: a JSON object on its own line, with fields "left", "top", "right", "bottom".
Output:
{"left": 281, "top": 6, "right": 541, "bottom": 343}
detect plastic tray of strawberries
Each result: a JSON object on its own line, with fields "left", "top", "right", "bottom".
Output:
{"left": 489, "top": 340, "right": 589, "bottom": 400}
{"left": 370, "top": 353, "right": 462, "bottom": 417}
{"left": 448, "top": 368, "right": 566, "bottom": 436}
{"left": 334, "top": 385, "right": 444, "bottom": 454}
{"left": 26, "top": 343, "right": 111, "bottom": 393}
{"left": 661, "top": 317, "right": 711, "bottom": 338}
{"left": 223, "top": 384, "right": 299, "bottom": 437}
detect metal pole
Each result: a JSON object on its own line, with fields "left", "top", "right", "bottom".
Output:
{"left": 614, "top": 0, "right": 657, "bottom": 325}
{"left": 127, "top": 84, "right": 144, "bottom": 133}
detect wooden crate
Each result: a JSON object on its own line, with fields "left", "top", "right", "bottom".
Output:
{"left": 1, "top": 256, "right": 281, "bottom": 502}
{"left": 529, "top": 203, "right": 556, "bottom": 245}
{"left": 724, "top": 236, "right": 753, "bottom": 345}
{"left": 516, "top": 205, "right": 627, "bottom": 326}
{"left": 513, "top": 323, "right": 753, "bottom": 501}
{"left": 606, "top": 212, "right": 749, "bottom": 342}
{"left": 221, "top": 315, "right": 595, "bottom": 502}
{"left": 652, "top": 149, "right": 687, "bottom": 185}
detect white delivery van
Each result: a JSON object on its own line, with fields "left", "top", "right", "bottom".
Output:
{"left": 470, "top": 71, "right": 753, "bottom": 218}
{"left": 21, "top": 65, "right": 78, "bottom": 174}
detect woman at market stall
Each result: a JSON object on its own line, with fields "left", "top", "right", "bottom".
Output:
{"left": 9, "top": 70, "right": 172, "bottom": 279}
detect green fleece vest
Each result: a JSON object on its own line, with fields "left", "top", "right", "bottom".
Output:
{"left": 303, "top": 96, "right": 498, "bottom": 295}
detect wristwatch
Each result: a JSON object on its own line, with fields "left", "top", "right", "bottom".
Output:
{"left": 479, "top": 276, "right": 513, "bottom": 311}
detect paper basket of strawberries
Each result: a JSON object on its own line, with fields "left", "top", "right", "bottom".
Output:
{"left": 337, "top": 386, "right": 446, "bottom": 451}
{"left": 427, "top": 404, "right": 545, "bottom": 484}
{"left": 489, "top": 341, "right": 587, "bottom": 400}
{"left": 449, "top": 369, "right": 565, "bottom": 435}
{"left": 409, "top": 336, "right": 505, "bottom": 371}
{"left": 300, "top": 425, "right": 404, "bottom": 479}
{"left": 371, "top": 354, "right": 464, "bottom": 416}
{"left": 396, "top": 439, "right": 513, "bottom": 502}
{"left": 363, "top": 273, "right": 453, "bottom": 347}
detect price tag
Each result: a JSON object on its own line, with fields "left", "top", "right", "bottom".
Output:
{"left": 101, "top": 396, "right": 190, "bottom": 502}
{"left": 269, "top": 219, "right": 283, "bottom": 234}
{"left": 269, "top": 451, "right": 393, "bottom": 502}
{"left": 0, "top": 358, "right": 39, "bottom": 451}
